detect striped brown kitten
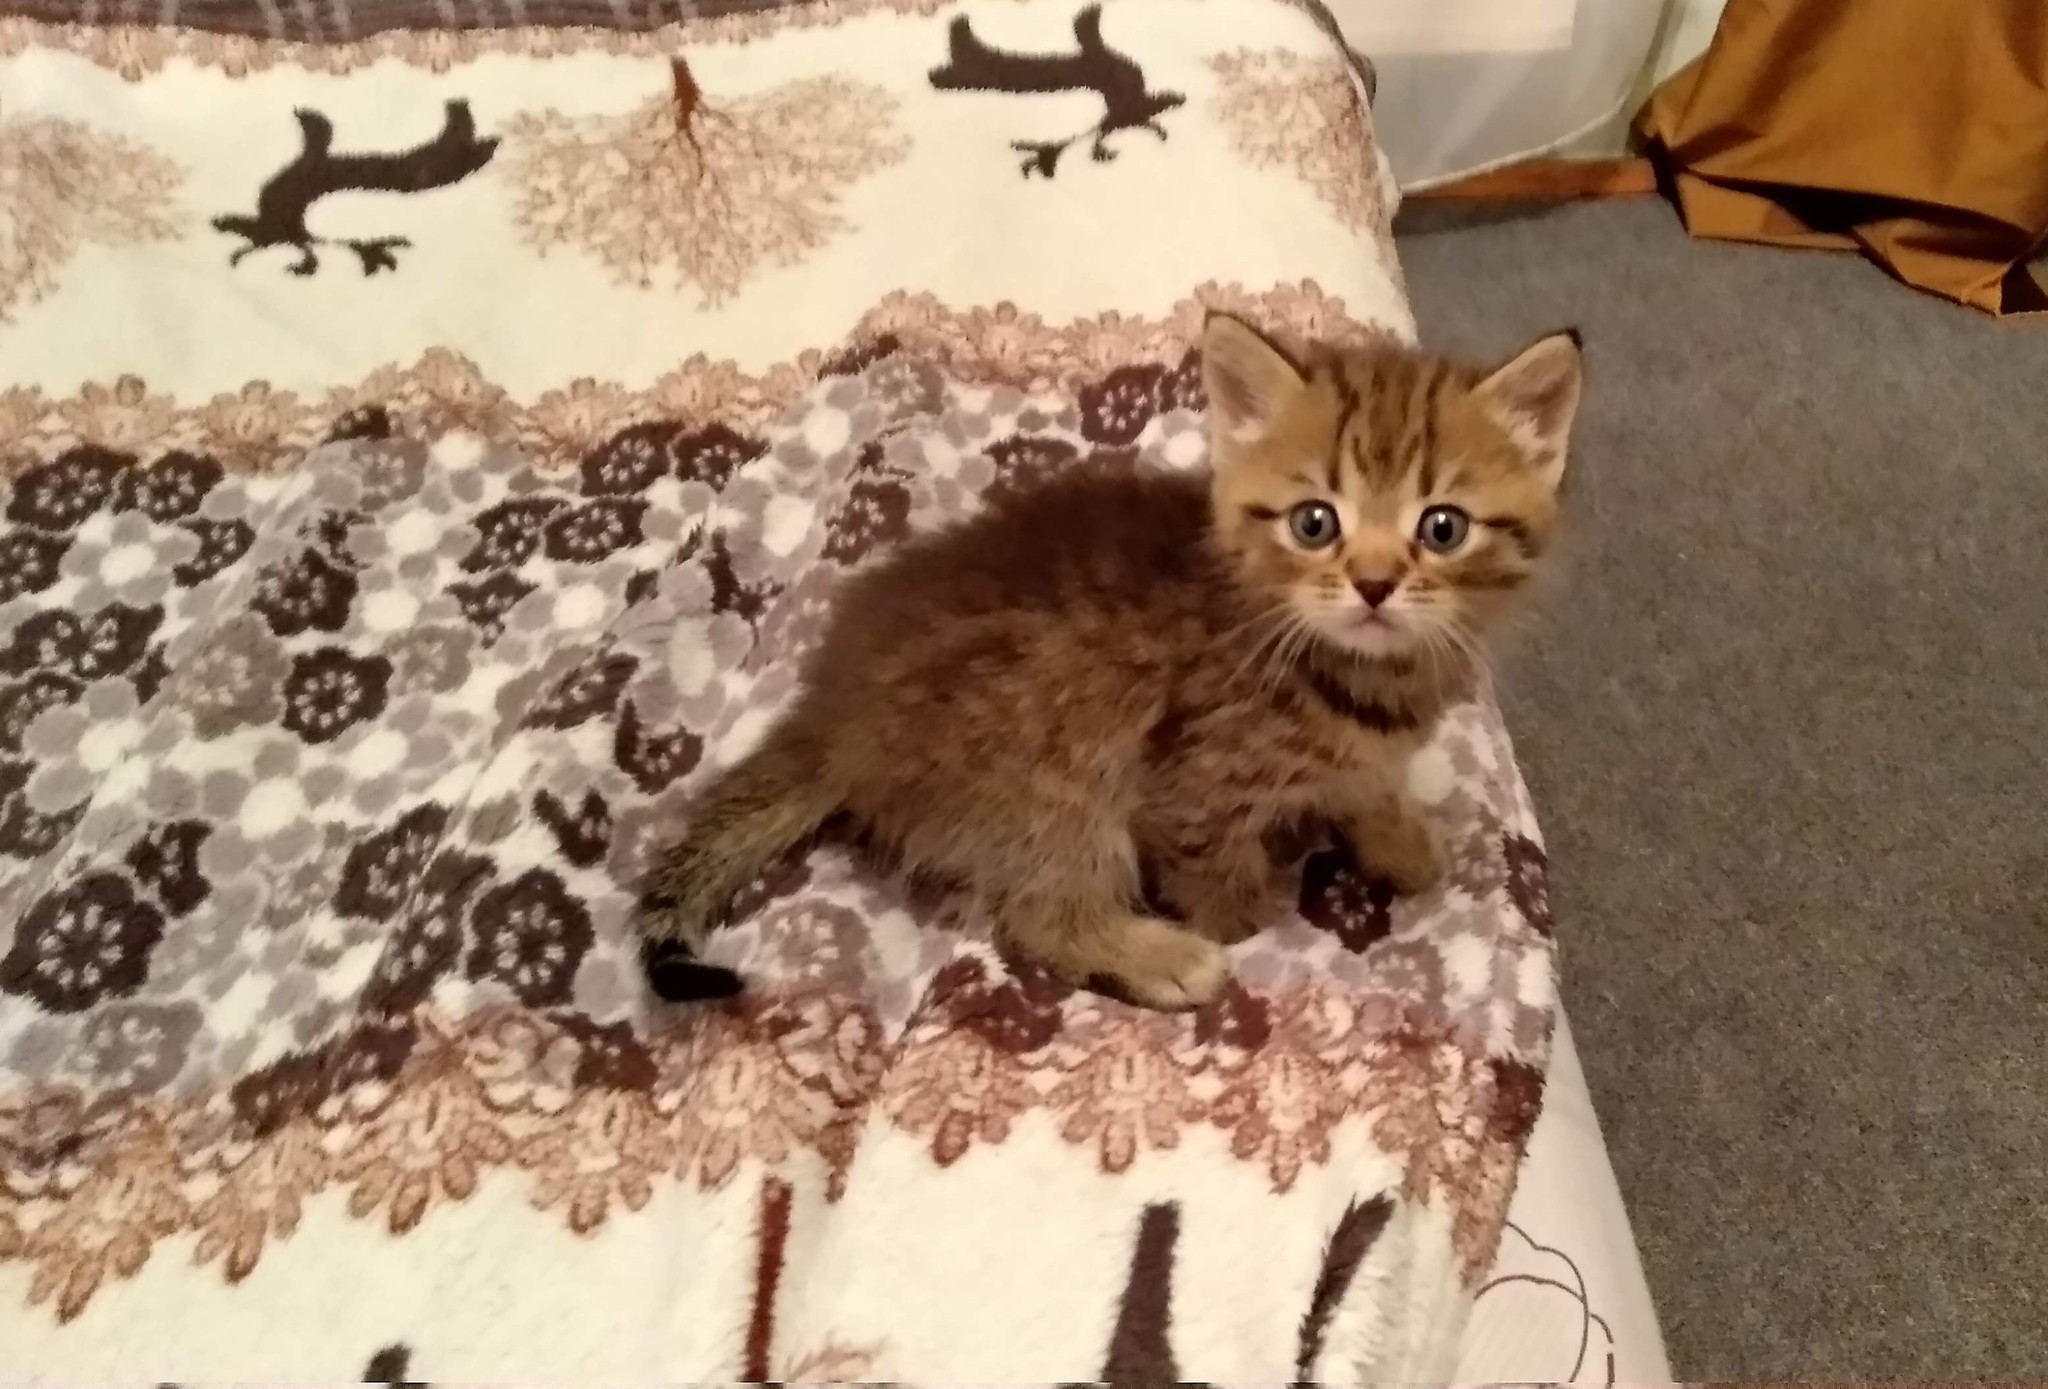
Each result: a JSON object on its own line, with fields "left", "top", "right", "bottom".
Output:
{"left": 638, "top": 315, "right": 1583, "bottom": 1010}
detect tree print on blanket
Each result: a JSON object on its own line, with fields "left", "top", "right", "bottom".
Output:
{"left": 1208, "top": 49, "right": 1389, "bottom": 239}
{"left": 503, "top": 61, "right": 907, "bottom": 307}
{"left": 929, "top": 5, "right": 1183, "bottom": 178}
{"left": 0, "top": 114, "right": 181, "bottom": 320}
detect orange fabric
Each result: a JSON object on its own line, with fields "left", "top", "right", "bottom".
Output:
{"left": 1637, "top": 0, "right": 2048, "bottom": 315}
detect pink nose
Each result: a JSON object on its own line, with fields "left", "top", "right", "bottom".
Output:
{"left": 1355, "top": 578, "right": 1397, "bottom": 608}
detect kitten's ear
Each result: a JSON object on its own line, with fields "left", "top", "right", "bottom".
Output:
{"left": 1477, "top": 329, "right": 1584, "bottom": 486}
{"left": 1202, "top": 313, "right": 1306, "bottom": 447}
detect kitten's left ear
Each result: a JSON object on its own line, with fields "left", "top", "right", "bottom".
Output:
{"left": 1477, "top": 329, "right": 1584, "bottom": 486}
{"left": 1202, "top": 312, "right": 1307, "bottom": 448}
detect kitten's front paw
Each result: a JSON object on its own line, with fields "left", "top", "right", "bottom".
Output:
{"left": 1093, "top": 917, "right": 1228, "bottom": 1011}
{"left": 1355, "top": 814, "right": 1446, "bottom": 897}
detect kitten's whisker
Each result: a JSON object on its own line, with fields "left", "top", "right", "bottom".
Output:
{"left": 1222, "top": 604, "right": 1297, "bottom": 692}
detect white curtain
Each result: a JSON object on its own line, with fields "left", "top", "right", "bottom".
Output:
{"left": 1324, "top": 0, "right": 1674, "bottom": 189}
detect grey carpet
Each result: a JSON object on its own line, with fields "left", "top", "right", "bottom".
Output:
{"left": 1396, "top": 197, "right": 2048, "bottom": 1377}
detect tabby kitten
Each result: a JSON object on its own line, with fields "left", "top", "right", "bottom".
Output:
{"left": 638, "top": 315, "right": 1583, "bottom": 1010}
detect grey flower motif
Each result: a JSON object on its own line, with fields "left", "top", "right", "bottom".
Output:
{"left": 74, "top": 998, "right": 202, "bottom": 1092}
{"left": 353, "top": 775, "right": 404, "bottom": 817}
{"left": 22, "top": 677, "right": 144, "bottom": 810}
{"left": 717, "top": 473, "right": 827, "bottom": 586}
{"left": 753, "top": 566, "right": 845, "bottom": 672}
{"left": 199, "top": 478, "right": 254, "bottom": 522}
{"left": 148, "top": 883, "right": 257, "bottom": 989}
{"left": 180, "top": 614, "right": 288, "bottom": 737}
{"left": 466, "top": 795, "right": 521, "bottom": 844}
{"left": 310, "top": 461, "right": 365, "bottom": 511}
{"left": 259, "top": 822, "right": 352, "bottom": 934}
{"left": 60, "top": 510, "right": 199, "bottom": 610}
{"left": 387, "top": 622, "right": 475, "bottom": 695}
{"left": 141, "top": 764, "right": 199, "bottom": 818}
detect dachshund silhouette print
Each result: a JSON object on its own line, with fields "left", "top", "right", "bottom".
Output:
{"left": 929, "top": 5, "right": 1184, "bottom": 178}
{"left": 214, "top": 100, "right": 498, "bottom": 276}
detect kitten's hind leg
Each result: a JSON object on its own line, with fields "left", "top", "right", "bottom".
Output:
{"left": 1002, "top": 893, "right": 1227, "bottom": 1011}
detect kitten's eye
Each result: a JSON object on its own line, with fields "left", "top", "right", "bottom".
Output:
{"left": 1416, "top": 504, "right": 1471, "bottom": 554}
{"left": 1287, "top": 501, "right": 1342, "bottom": 550}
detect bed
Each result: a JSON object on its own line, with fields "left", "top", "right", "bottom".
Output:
{"left": 0, "top": 0, "right": 1633, "bottom": 1376}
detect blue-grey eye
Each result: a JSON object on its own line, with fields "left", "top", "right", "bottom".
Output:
{"left": 1416, "top": 504, "right": 1470, "bottom": 554}
{"left": 1288, "top": 501, "right": 1341, "bottom": 549}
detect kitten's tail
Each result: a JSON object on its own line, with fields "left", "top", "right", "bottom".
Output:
{"left": 636, "top": 727, "right": 838, "bottom": 1003}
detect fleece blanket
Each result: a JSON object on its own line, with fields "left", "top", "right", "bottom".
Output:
{"left": 0, "top": 0, "right": 1557, "bottom": 1378}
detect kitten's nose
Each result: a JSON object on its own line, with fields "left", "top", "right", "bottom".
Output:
{"left": 1355, "top": 578, "right": 1398, "bottom": 609}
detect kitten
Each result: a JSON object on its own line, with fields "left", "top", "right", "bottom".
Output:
{"left": 637, "top": 315, "right": 1583, "bottom": 1010}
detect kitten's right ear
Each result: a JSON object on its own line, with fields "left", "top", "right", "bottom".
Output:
{"left": 1202, "top": 313, "right": 1305, "bottom": 446}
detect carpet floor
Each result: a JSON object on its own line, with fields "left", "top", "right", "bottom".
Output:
{"left": 1397, "top": 196, "right": 2048, "bottom": 1377}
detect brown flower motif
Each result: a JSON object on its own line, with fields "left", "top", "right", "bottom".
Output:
{"left": 5, "top": 446, "right": 129, "bottom": 531}
{"left": 1078, "top": 364, "right": 1167, "bottom": 446}
{"left": 580, "top": 423, "right": 679, "bottom": 497}
{"left": 0, "top": 528, "right": 69, "bottom": 602}
{"left": 613, "top": 700, "right": 703, "bottom": 795}
{"left": 118, "top": 451, "right": 220, "bottom": 522}
{"left": 1502, "top": 832, "right": 1554, "bottom": 938}
{"left": 542, "top": 497, "right": 646, "bottom": 562}
{"left": 336, "top": 803, "right": 449, "bottom": 922}
{"left": 459, "top": 497, "right": 567, "bottom": 572}
{"left": 1157, "top": 348, "right": 1205, "bottom": 413}
{"left": 251, "top": 548, "right": 358, "bottom": 637}
{"left": 673, "top": 422, "right": 766, "bottom": 488}
{"left": 1299, "top": 848, "right": 1394, "bottom": 953}
{"left": 0, "top": 669, "right": 80, "bottom": 752}
{"left": 704, "top": 532, "right": 778, "bottom": 626}
{"left": 171, "top": 517, "right": 255, "bottom": 587}
{"left": 0, "top": 758, "right": 85, "bottom": 860}
{"left": 280, "top": 646, "right": 391, "bottom": 745}
{"left": 447, "top": 571, "right": 535, "bottom": 642}
{"left": 983, "top": 431, "right": 1079, "bottom": 488}
{"left": 822, "top": 474, "right": 911, "bottom": 565}
{"left": 534, "top": 787, "right": 610, "bottom": 869}
{"left": 0, "top": 873, "right": 166, "bottom": 1014}
{"left": 465, "top": 868, "right": 594, "bottom": 1006}
{"left": 325, "top": 405, "right": 392, "bottom": 442}
{"left": 0, "top": 603, "right": 161, "bottom": 680}
{"left": 123, "top": 819, "right": 212, "bottom": 918}
{"left": 818, "top": 332, "right": 900, "bottom": 378}
{"left": 925, "top": 956, "right": 1068, "bottom": 1055}
{"left": 522, "top": 651, "right": 636, "bottom": 731}
{"left": 362, "top": 849, "right": 490, "bottom": 1014}
{"left": 1487, "top": 1056, "right": 1545, "bottom": 1149}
